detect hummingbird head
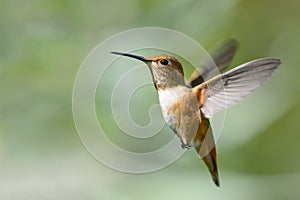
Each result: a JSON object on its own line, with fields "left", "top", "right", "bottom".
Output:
{"left": 111, "top": 52, "right": 185, "bottom": 90}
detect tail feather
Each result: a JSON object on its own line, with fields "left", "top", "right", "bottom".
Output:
{"left": 194, "top": 117, "right": 220, "bottom": 187}
{"left": 201, "top": 145, "right": 219, "bottom": 186}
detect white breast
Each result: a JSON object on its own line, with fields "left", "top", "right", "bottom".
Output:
{"left": 157, "top": 86, "right": 200, "bottom": 145}
{"left": 158, "top": 86, "right": 187, "bottom": 117}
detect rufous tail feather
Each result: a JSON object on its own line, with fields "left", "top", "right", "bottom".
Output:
{"left": 193, "top": 117, "right": 220, "bottom": 186}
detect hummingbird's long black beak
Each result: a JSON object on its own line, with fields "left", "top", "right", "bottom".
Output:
{"left": 111, "top": 52, "right": 151, "bottom": 62}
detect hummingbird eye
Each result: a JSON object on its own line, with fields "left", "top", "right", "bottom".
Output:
{"left": 160, "top": 59, "right": 169, "bottom": 66}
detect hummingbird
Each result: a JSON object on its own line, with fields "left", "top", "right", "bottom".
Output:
{"left": 111, "top": 39, "right": 281, "bottom": 186}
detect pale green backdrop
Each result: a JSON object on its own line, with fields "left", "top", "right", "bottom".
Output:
{"left": 1, "top": 0, "right": 300, "bottom": 199}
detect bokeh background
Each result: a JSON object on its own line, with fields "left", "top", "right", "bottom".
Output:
{"left": 1, "top": 0, "right": 300, "bottom": 199}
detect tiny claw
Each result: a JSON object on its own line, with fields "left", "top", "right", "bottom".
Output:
{"left": 181, "top": 143, "right": 188, "bottom": 149}
{"left": 181, "top": 142, "right": 193, "bottom": 149}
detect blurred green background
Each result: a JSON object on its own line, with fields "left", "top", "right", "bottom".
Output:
{"left": 1, "top": 0, "right": 300, "bottom": 199}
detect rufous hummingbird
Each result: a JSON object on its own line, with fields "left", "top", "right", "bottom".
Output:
{"left": 111, "top": 39, "right": 281, "bottom": 186}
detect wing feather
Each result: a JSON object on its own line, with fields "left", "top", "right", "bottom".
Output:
{"left": 188, "top": 39, "right": 239, "bottom": 87}
{"left": 193, "top": 58, "right": 281, "bottom": 118}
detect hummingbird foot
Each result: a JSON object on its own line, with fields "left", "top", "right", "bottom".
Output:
{"left": 181, "top": 142, "right": 193, "bottom": 149}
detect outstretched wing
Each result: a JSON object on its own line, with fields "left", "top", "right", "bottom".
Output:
{"left": 188, "top": 39, "right": 239, "bottom": 87}
{"left": 192, "top": 58, "right": 281, "bottom": 118}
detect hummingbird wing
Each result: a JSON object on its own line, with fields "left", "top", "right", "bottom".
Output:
{"left": 192, "top": 58, "right": 281, "bottom": 118}
{"left": 188, "top": 39, "right": 239, "bottom": 87}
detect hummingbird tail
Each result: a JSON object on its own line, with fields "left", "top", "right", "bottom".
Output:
{"left": 200, "top": 145, "right": 220, "bottom": 187}
{"left": 194, "top": 118, "right": 220, "bottom": 187}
